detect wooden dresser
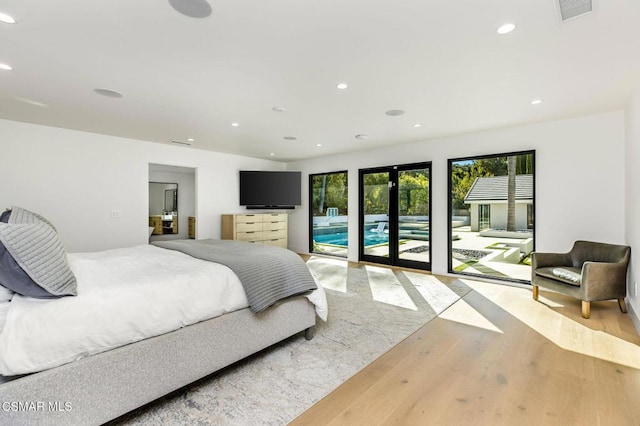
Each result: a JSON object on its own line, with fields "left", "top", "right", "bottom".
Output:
{"left": 188, "top": 216, "right": 196, "bottom": 239}
{"left": 221, "top": 213, "right": 287, "bottom": 248}
{"left": 149, "top": 215, "right": 178, "bottom": 235}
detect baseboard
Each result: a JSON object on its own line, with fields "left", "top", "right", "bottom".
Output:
{"left": 628, "top": 300, "right": 640, "bottom": 335}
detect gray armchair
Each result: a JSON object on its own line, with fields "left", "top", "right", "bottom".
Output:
{"left": 531, "top": 240, "right": 630, "bottom": 318}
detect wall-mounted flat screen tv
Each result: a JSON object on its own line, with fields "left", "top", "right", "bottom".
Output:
{"left": 239, "top": 170, "right": 302, "bottom": 209}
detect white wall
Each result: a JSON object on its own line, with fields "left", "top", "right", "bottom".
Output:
{"left": 287, "top": 111, "right": 626, "bottom": 277}
{"left": 485, "top": 203, "right": 529, "bottom": 231}
{"left": 0, "top": 119, "right": 284, "bottom": 252}
{"left": 625, "top": 86, "right": 640, "bottom": 327}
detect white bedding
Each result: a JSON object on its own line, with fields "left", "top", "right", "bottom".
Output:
{"left": 0, "top": 245, "right": 254, "bottom": 375}
{"left": 0, "top": 302, "right": 9, "bottom": 335}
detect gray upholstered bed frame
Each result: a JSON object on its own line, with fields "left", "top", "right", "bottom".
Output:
{"left": 0, "top": 297, "right": 316, "bottom": 425}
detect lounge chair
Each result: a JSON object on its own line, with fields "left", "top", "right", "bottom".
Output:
{"left": 371, "top": 222, "right": 387, "bottom": 233}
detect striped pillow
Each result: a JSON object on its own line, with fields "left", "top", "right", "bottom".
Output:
{"left": 0, "top": 207, "right": 76, "bottom": 298}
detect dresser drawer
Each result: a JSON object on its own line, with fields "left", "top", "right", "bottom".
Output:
{"left": 263, "top": 213, "right": 286, "bottom": 222}
{"left": 236, "top": 231, "right": 264, "bottom": 242}
{"left": 262, "top": 238, "right": 287, "bottom": 248}
{"left": 236, "top": 221, "right": 263, "bottom": 232}
{"left": 262, "top": 229, "right": 286, "bottom": 240}
{"left": 236, "top": 214, "right": 264, "bottom": 223}
{"left": 263, "top": 220, "right": 287, "bottom": 231}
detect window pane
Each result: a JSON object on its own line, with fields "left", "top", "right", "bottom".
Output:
{"left": 310, "top": 171, "right": 348, "bottom": 257}
{"left": 362, "top": 171, "right": 389, "bottom": 258}
{"left": 449, "top": 152, "right": 535, "bottom": 282}
{"left": 398, "top": 167, "right": 430, "bottom": 263}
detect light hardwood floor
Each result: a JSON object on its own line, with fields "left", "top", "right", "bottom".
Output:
{"left": 291, "top": 278, "right": 640, "bottom": 425}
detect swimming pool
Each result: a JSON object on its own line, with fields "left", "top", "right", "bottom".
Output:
{"left": 313, "top": 230, "right": 388, "bottom": 247}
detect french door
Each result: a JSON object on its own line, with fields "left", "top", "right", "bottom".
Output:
{"left": 359, "top": 162, "right": 431, "bottom": 270}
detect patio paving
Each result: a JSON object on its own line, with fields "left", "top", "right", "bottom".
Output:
{"left": 313, "top": 225, "right": 532, "bottom": 282}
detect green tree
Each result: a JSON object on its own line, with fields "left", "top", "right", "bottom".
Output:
{"left": 451, "top": 160, "right": 499, "bottom": 210}
{"left": 312, "top": 172, "right": 348, "bottom": 216}
{"left": 399, "top": 171, "right": 429, "bottom": 215}
{"left": 363, "top": 172, "right": 388, "bottom": 214}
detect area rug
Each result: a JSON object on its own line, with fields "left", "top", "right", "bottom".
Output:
{"left": 116, "top": 257, "right": 472, "bottom": 425}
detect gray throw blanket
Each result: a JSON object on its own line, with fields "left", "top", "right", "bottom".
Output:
{"left": 152, "top": 239, "right": 317, "bottom": 313}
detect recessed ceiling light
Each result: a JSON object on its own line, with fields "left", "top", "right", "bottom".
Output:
{"left": 413, "top": 123, "right": 422, "bottom": 128}
{"left": 269, "top": 153, "right": 276, "bottom": 156}
{"left": 187, "top": 138, "right": 195, "bottom": 142}
{"left": 336, "top": 83, "right": 348, "bottom": 90}
{"left": 355, "top": 134, "right": 369, "bottom": 140}
{"left": 385, "top": 109, "right": 405, "bottom": 116}
{"left": 231, "top": 122, "right": 239, "bottom": 127}
{"left": 497, "top": 23, "right": 516, "bottom": 34}
{"left": 94, "top": 88, "right": 123, "bottom": 98}
{"left": 283, "top": 136, "right": 297, "bottom": 141}
{"left": 316, "top": 144, "right": 322, "bottom": 147}
{"left": 0, "top": 63, "right": 13, "bottom": 71}
{"left": 272, "top": 106, "right": 285, "bottom": 112}
{"left": 168, "top": 0, "right": 212, "bottom": 18}
{"left": 530, "top": 99, "right": 543, "bottom": 105}
{"left": 0, "top": 12, "right": 16, "bottom": 24}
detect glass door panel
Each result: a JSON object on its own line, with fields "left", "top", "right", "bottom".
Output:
{"left": 478, "top": 204, "right": 490, "bottom": 231}
{"left": 360, "top": 162, "right": 431, "bottom": 270}
{"left": 309, "top": 171, "right": 348, "bottom": 258}
{"left": 362, "top": 171, "right": 390, "bottom": 259}
{"left": 397, "top": 167, "right": 430, "bottom": 265}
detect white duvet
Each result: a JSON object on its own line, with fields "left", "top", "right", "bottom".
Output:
{"left": 0, "top": 245, "right": 323, "bottom": 376}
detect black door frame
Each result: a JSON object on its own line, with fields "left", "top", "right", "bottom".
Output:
{"left": 359, "top": 161, "right": 432, "bottom": 271}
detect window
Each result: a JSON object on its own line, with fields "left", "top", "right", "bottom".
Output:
{"left": 309, "top": 171, "right": 348, "bottom": 257}
{"left": 448, "top": 151, "right": 535, "bottom": 283}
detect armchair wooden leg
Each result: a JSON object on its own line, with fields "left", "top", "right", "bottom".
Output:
{"left": 532, "top": 285, "right": 539, "bottom": 301}
{"left": 618, "top": 298, "right": 628, "bottom": 314}
{"left": 581, "top": 301, "right": 590, "bottom": 319}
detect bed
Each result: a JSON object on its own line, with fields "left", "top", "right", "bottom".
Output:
{"left": 0, "top": 207, "right": 325, "bottom": 425}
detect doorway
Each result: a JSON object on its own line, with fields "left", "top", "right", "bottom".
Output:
{"left": 359, "top": 162, "right": 431, "bottom": 270}
{"left": 149, "top": 164, "right": 197, "bottom": 242}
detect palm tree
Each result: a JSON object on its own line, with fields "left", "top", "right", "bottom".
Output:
{"left": 318, "top": 175, "right": 327, "bottom": 214}
{"left": 507, "top": 156, "right": 516, "bottom": 231}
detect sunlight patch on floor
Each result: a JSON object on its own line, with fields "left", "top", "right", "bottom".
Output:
{"left": 306, "top": 256, "right": 348, "bottom": 293}
{"left": 439, "top": 298, "right": 504, "bottom": 333}
{"left": 401, "top": 272, "right": 462, "bottom": 314}
{"left": 365, "top": 265, "right": 418, "bottom": 310}
{"left": 465, "top": 279, "right": 640, "bottom": 370}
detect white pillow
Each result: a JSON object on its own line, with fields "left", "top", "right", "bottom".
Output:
{"left": 551, "top": 267, "right": 581, "bottom": 283}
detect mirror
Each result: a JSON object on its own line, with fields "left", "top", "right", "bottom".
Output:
{"left": 164, "top": 188, "right": 177, "bottom": 212}
{"left": 149, "top": 182, "right": 178, "bottom": 234}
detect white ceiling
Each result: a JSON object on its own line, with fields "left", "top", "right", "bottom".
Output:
{"left": 1, "top": 0, "right": 639, "bottom": 161}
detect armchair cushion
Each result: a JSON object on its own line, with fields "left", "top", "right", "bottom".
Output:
{"left": 535, "top": 266, "right": 582, "bottom": 286}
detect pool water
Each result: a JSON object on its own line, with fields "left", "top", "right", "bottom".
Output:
{"left": 313, "top": 230, "right": 388, "bottom": 247}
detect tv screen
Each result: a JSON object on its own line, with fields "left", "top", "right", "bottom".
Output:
{"left": 239, "top": 170, "right": 302, "bottom": 208}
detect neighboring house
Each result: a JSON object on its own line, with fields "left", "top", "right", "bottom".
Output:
{"left": 464, "top": 175, "right": 533, "bottom": 232}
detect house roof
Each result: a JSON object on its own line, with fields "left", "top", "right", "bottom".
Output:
{"left": 464, "top": 175, "right": 533, "bottom": 203}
